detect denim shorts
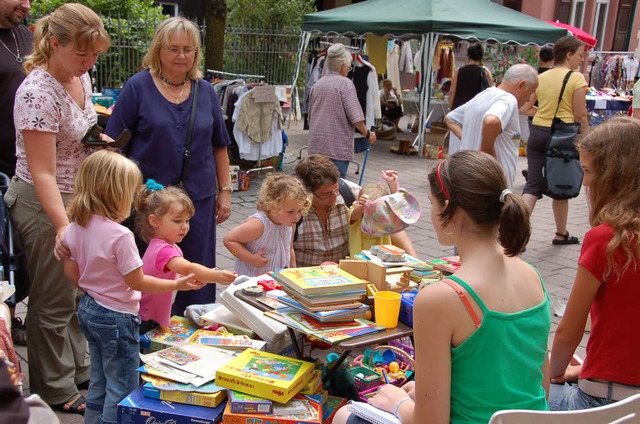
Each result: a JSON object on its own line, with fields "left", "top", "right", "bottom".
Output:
{"left": 78, "top": 294, "right": 141, "bottom": 424}
{"left": 548, "top": 382, "right": 614, "bottom": 411}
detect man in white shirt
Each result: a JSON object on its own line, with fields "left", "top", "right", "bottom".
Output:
{"left": 445, "top": 64, "right": 538, "bottom": 187}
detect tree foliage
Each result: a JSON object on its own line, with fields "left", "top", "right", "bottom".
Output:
{"left": 30, "top": 0, "right": 167, "bottom": 89}
{"left": 226, "top": 0, "right": 315, "bottom": 26}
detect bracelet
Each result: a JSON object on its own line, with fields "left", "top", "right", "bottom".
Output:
{"left": 218, "top": 186, "right": 232, "bottom": 192}
{"left": 393, "top": 397, "right": 415, "bottom": 419}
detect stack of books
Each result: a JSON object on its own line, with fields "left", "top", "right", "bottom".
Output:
{"left": 266, "top": 266, "right": 386, "bottom": 344}
{"left": 215, "top": 349, "right": 342, "bottom": 424}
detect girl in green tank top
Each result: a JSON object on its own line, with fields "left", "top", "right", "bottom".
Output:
{"left": 333, "top": 151, "right": 550, "bottom": 424}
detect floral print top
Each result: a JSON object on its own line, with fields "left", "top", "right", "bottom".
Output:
{"left": 13, "top": 67, "right": 95, "bottom": 193}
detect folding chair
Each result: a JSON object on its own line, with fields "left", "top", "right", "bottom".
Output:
{"left": 488, "top": 393, "right": 640, "bottom": 424}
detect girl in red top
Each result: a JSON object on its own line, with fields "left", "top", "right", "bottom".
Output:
{"left": 549, "top": 117, "right": 640, "bottom": 410}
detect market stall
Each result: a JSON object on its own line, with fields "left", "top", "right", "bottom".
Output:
{"left": 292, "top": 0, "right": 567, "bottom": 156}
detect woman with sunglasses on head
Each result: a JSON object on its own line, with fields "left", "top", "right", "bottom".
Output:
{"left": 334, "top": 150, "right": 551, "bottom": 424}
{"left": 106, "top": 17, "right": 232, "bottom": 313}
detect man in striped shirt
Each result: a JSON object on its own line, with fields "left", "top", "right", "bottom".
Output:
{"left": 308, "top": 43, "right": 375, "bottom": 178}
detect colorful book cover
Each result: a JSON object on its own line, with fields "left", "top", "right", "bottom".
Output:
{"left": 264, "top": 311, "right": 386, "bottom": 345}
{"left": 188, "top": 329, "right": 267, "bottom": 352}
{"left": 215, "top": 349, "right": 315, "bottom": 403}
{"left": 222, "top": 394, "right": 322, "bottom": 424}
{"left": 278, "top": 297, "right": 369, "bottom": 321}
{"left": 228, "top": 390, "right": 273, "bottom": 414}
{"left": 143, "top": 382, "right": 227, "bottom": 407}
{"left": 141, "top": 374, "right": 225, "bottom": 394}
{"left": 140, "top": 315, "right": 200, "bottom": 352}
{"left": 323, "top": 396, "right": 348, "bottom": 424}
{"left": 426, "top": 258, "right": 459, "bottom": 274}
{"left": 287, "top": 289, "right": 365, "bottom": 306}
{"left": 274, "top": 266, "right": 365, "bottom": 296}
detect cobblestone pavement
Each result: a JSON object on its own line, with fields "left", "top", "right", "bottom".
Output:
{"left": 15, "top": 118, "right": 590, "bottom": 423}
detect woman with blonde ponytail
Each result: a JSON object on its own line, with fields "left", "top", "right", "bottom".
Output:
{"left": 334, "top": 151, "right": 551, "bottom": 424}
{"left": 3, "top": 2, "right": 110, "bottom": 416}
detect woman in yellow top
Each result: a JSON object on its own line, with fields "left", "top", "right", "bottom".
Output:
{"left": 522, "top": 36, "right": 588, "bottom": 245}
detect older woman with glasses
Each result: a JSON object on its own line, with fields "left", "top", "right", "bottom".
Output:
{"left": 106, "top": 17, "right": 232, "bottom": 313}
{"left": 294, "top": 155, "right": 350, "bottom": 267}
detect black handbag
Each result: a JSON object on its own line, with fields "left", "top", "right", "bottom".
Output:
{"left": 543, "top": 71, "right": 583, "bottom": 200}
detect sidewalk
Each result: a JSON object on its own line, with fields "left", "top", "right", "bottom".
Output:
{"left": 14, "top": 119, "right": 590, "bottom": 422}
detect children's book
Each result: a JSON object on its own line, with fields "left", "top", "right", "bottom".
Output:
{"left": 140, "top": 342, "right": 236, "bottom": 386}
{"left": 277, "top": 297, "right": 370, "bottom": 322}
{"left": 228, "top": 390, "right": 273, "bottom": 414}
{"left": 222, "top": 394, "right": 323, "bottom": 424}
{"left": 426, "top": 258, "right": 459, "bottom": 274}
{"left": 215, "top": 349, "right": 315, "bottom": 403}
{"left": 273, "top": 266, "right": 366, "bottom": 296}
{"left": 140, "top": 315, "right": 200, "bottom": 352}
{"left": 287, "top": 289, "right": 365, "bottom": 306}
{"left": 188, "top": 328, "right": 267, "bottom": 351}
{"left": 323, "top": 396, "right": 348, "bottom": 424}
{"left": 264, "top": 310, "right": 386, "bottom": 344}
{"left": 142, "top": 381, "right": 227, "bottom": 407}
{"left": 141, "top": 374, "right": 225, "bottom": 394}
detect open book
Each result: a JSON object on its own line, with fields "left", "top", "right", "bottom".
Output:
{"left": 347, "top": 401, "right": 401, "bottom": 424}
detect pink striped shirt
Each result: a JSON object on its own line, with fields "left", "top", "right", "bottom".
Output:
{"left": 308, "top": 72, "right": 364, "bottom": 161}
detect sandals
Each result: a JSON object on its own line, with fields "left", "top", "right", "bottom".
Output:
{"left": 552, "top": 232, "right": 580, "bottom": 245}
{"left": 52, "top": 394, "right": 86, "bottom": 415}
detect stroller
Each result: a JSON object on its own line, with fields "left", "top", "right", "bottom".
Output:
{"left": 0, "top": 173, "right": 29, "bottom": 306}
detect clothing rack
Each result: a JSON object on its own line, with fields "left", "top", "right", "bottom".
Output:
{"left": 207, "top": 69, "right": 266, "bottom": 82}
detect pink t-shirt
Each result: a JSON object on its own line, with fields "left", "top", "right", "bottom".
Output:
{"left": 65, "top": 215, "right": 143, "bottom": 314}
{"left": 139, "top": 238, "right": 183, "bottom": 327}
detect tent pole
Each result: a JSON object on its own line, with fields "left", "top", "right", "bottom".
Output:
{"left": 290, "top": 31, "right": 311, "bottom": 128}
{"left": 417, "top": 33, "right": 440, "bottom": 158}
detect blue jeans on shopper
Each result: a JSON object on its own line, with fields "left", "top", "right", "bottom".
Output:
{"left": 331, "top": 159, "right": 350, "bottom": 179}
{"left": 78, "top": 294, "right": 141, "bottom": 424}
{"left": 548, "top": 383, "right": 614, "bottom": 411}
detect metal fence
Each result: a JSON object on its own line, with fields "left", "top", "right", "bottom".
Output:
{"left": 84, "top": 15, "right": 301, "bottom": 92}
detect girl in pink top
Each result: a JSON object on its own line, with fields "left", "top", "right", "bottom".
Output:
{"left": 224, "top": 173, "right": 311, "bottom": 277}
{"left": 135, "top": 181, "right": 237, "bottom": 328}
{"left": 63, "top": 151, "right": 203, "bottom": 424}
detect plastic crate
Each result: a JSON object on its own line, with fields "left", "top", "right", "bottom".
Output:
{"left": 350, "top": 366, "right": 383, "bottom": 392}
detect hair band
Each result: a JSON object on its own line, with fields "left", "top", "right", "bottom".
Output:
{"left": 499, "top": 189, "right": 512, "bottom": 203}
{"left": 436, "top": 161, "right": 449, "bottom": 200}
{"left": 146, "top": 179, "right": 165, "bottom": 192}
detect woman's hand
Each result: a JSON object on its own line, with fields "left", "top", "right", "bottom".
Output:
{"left": 54, "top": 225, "right": 71, "bottom": 260}
{"left": 550, "top": 363, "right": 582, "bottom": 384}
{"left": 216, "top": 191, "right": 232, "bottom": 224}
{"left": 367, "top": 384, "right": 412, "bottom": 415}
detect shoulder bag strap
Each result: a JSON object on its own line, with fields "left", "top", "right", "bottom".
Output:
{"left": 180, "top": 79, "right": 199, "bottom": 186}
{"left": 553, "top": 71, "right": 573, "bottom": 120}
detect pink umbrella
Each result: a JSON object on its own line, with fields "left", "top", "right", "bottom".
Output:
{"left": 546, "top": 21, "right": 597, "bottom": 49}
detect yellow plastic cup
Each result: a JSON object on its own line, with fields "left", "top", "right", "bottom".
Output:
{"left": 374, "top": 291, "right": 402, "bottom": 329}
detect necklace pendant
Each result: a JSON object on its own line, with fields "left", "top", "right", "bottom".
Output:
{"left": 16, "top": 56, "right": 22, "bottom": 63}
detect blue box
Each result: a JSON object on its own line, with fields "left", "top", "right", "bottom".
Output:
{"left": 117, "top": 385, "right": 226, "bottom": 424}
{"left": 398, "top": 291, "right": 418, "bottom": 327}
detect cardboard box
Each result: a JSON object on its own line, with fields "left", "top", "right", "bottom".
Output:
{"left": 118, "top": 385, "right": 226, "bottom": 424}
{"left": 142, "top": 382, "right": 227, "bottom": 408}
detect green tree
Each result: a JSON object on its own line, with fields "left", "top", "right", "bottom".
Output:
{"left": 226, "top": 0, "right": 315, "bottom": 27}
{"left": 31, "top": 0, "right": 166, "bottom": 89}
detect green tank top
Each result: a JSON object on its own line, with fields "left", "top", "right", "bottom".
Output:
{"left": 447, "top": 272, "right": 550, "bottom": 423}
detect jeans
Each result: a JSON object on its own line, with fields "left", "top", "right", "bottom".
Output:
{"left": 548, "top": 383, "right": 614, "bottom": 411}
{"left": 78, "top": 294, "right": 141, "bottom": 424}
{"left": 331, "top": 159, "right": 350, "bottom": 179}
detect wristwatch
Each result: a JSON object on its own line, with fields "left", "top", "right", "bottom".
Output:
{"left": 219, "top": 186, "right": 232, "bottom": 192}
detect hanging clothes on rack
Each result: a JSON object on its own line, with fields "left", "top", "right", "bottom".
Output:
{"left": 399, "top": 41, "right": 414, "bottom": 74}
{"left": 589, "top": 53, "right": 638, "bottom": 91}
{"left": 349, "top": 54, "right": 382, "bottom": 130}
{"left": 386, "top": 43, "right": 402, "bottom": 97}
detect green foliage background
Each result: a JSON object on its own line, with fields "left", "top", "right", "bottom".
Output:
{"left": 227, "top": 0, "right": 316, "bottom": 26}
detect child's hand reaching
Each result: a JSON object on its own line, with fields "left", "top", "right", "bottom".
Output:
{"left": 357, "top": 194, "right": 370, "bottom": 207}
{"left": 250, "top": 251, "right": 269, "bottom": 268}
{"left": 175, "top": 273, "right": 205, "bottom": 291}
{"left": 214, "top": 269, "right": 238, "bottom": 285}
{"left": 382, "top": 170, "right": 399, "bottom": 193}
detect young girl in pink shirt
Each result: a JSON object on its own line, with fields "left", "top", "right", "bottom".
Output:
{"left": 224, "top": 173, "right": 311, "bottom": 277}
{"left": 63, "top": 151, "right": 204, "bottom": 424}
{"left": 135, "top": 181, "right": 237, "bottom": 329}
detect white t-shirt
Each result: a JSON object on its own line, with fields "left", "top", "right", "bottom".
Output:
{"left": 446, "top": 87, "right": 520, "bottom": 187}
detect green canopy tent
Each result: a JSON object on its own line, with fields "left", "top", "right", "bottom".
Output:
{"left": 292, "top": 0, "right": 567, "bottom": 156}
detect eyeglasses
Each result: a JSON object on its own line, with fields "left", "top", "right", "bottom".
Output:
{"left": 163, "top": 47, "right": 197, "bottom": 56}
{"left": 313, "top": 187, "right": 340, "bottom": 200}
